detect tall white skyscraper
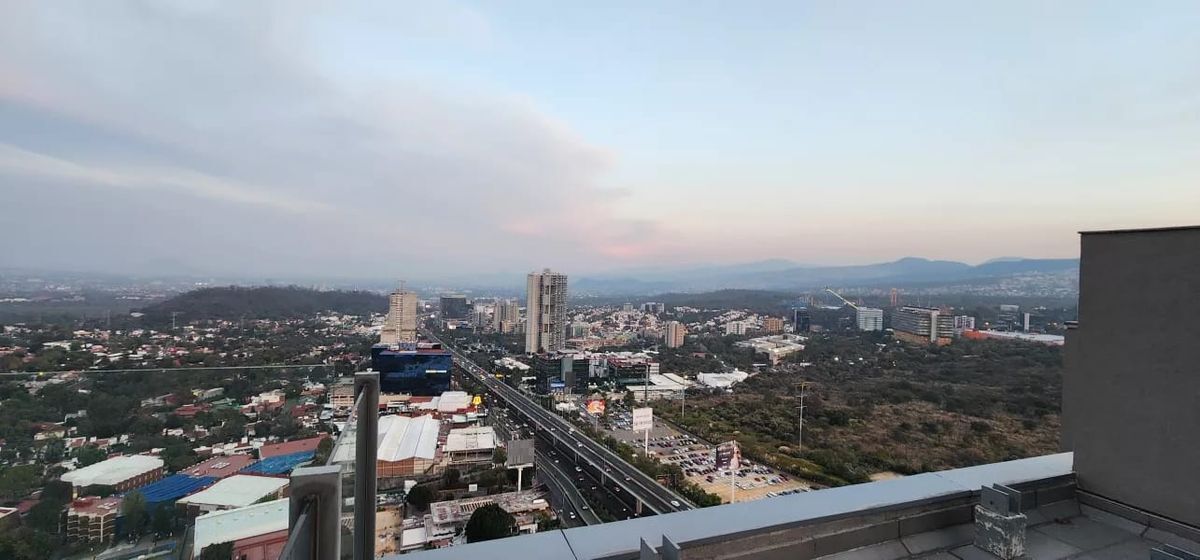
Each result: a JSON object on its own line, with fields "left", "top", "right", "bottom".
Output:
{"left": 525, "top": 269, "right": 568, "bottom": 354}
{"left": 380, "top": 288, "right": 418, "bottom": 344}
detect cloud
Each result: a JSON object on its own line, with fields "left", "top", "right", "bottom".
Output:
{"left": 0, "top": 1, "right": 663, "bottom": 278}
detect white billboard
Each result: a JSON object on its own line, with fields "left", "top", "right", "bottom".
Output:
{"left": 632, "top": 407, "right": 653, "bottom": 431}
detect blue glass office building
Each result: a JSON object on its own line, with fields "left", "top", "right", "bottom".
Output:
{"left": 371, "top": 343, "right": 453, "bottom": 395}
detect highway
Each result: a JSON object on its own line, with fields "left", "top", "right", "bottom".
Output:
{"left": 424, "top": 331, "right": 693, "bottom": 515}
{"left": 535, "top": 450, "right": 602, "bottom": 526}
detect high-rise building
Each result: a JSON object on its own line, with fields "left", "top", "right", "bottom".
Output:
{"left": 724, "top": 321, "right": 749, "bottom": 336}
{"left": 762, "top": 317, "right": 785, "bottom": 333}
{"left": 891, "top": 306, "right": 954, "bottom": 345}
{"left": 664, "top": 321, "right": 686, "bottom": 348}
{"left": 525, "top": 269, "right": 568, "bottom": 354}
{"left": 641, "top": 302, "right": 665, "bottom": 314}
{"left": 372, "top": 343, "right": 452, "bottom": 395}
{"left": 953, "top": 315, "right": 976, "bottom": 333}
{"left": 439, "top": 295, "right": 469, "bottom": 320}
{"left": 569, "top": 322, "right": 590, "bottom": 338}
{"left": 855, "top": 307, "right": 884, "bottom": 331}
{"left": 381, "top": 289, "right": 418, "bottom": 344}
{"left": 493, "top": 299, "right": 520, "bottom": 334}
{"left": 792, "top": 307, "right": 811, "bottom": 332}
{"left": 1023, "top": 312, "right": 1032, "bottom": 332}
{"left": 471, "top": 303, "right": 491, "bottom": 329}
{"left": 998, "top": 304, "right": 1020, "bottom": 328}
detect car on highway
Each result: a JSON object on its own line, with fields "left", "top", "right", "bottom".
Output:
{"left": 575, "top": 466, "right": 582, "bottom": 472}
{"left": 670, "top": 500, "right": 681, "bottom": 507}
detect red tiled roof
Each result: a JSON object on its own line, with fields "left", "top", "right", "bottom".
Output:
{"left": 257, "top": 435, "right": 328, "bottom": 459}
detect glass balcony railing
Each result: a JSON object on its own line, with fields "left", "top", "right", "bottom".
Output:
{"left": 281, "top": 372, "right": 378, "bottom": 560}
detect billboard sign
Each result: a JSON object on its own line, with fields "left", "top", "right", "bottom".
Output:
{"left": 715, "top": 440, "right": 741, "bottom": 471}
{"left": 586, "top": 398, "right": 606, "bottom": 416}
{"left": 632, "top": 407, "right": 653, "bottom": 431}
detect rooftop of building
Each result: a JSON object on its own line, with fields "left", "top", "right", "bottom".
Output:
{"left": 60, "top": 454, "right": 163, "bottom": 487}
{"left": 176, "top": 474, "right": 288, "bottom": 508}
{"left": 137, "top": 473, "right": 217, "bottom": 505}
{"left": 67, "top": 496, "right": 122, "bottom": 517}
{"left": 193, "top": 498, "right": 288, "bottom": 553}
{"left": 1079, "top": 224, "right": 1200, "bottom": 235}
{"left": 369, "top": 414, "right": 440, "bottom": 463}
{"left": 429, "top": 490, "right": 550, "bottom": 526}
{"left": 444, "top": 426, "right": 497, "bottom": 453}
{"left": 388, "top": 453, "right": 1196, "bottom": 560}
{"left": 258, "top": 435, "right": 327, "bottom": 459}
{"left": 182, "top": 454, "right": 256, "bottom": 478}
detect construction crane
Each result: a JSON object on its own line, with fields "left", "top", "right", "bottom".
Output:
{"left": 824, "top": 287, "right": 859, "bottom": 310}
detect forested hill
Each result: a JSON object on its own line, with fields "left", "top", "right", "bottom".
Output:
{"left": 139, "top": 286, "right": 387, "bottom": 321}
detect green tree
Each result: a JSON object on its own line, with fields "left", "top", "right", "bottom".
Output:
{"left": 464, "top": 503, "right": 515, "bottom": 543}
{"left": 492, "top": 447, "right": 507, "bottom": 465}
{"left": 313, "top": 436, "right": 334, "bottom": 464}
{"left": 405, "top": 485, "right": 434, "bottom": 511}
{"left": 27, "top": 499, "right": 65, "bottom": 533}
{"left": 0, "top": 527, "right": 55, "bottom": 560}
{"left": 43, "top": 439, "right": 65, "bottom": 463}
{"left": 76, "top": 445, "right": 107, "bottom": 467}
{"left": 152, "top": 505, "right": 176, "bottom": 537}
{"left": 443, "top": 467, "right": 461, "bottom": 488}
{"left": 121, "top": 490, "right": 148, "bottom": 539}
{"left": 0, "top": 464, "right": 42, "bottom": 501}
{"left": 198, "top": 542, "right": 233, "bottom": 560}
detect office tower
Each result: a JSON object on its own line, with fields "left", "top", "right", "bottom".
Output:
{"left": 439, "top": 295, "right": 469, "bottom": 320}
{"left": 762, "top": 317, "right": 785, "bottom": 333}
{"left": 889, "top": 288, "right": 899, "bottom": 307}
{"left": 641, "top": 302, "right": 665, "bottom": 314}
{"left": 855, "top": 307, "right": 884, "bottom": 331}
{"left": 380, "top": 289, "right": 418, "bottom": 344}
{"left": 621, "top": 303, "right": 634, "bottom": 313}
{"left": 953, "top": 315, "right": 976, "bottom": 333}
{"left": 525, "top": 269, "right": 568, "bottom": 354}
{"left": 998, "top": 304, "right": 1020, "bottom": 328}
{"left": 493, "top": 299, "right": 520, "bottom": 333}
{"left": 1023, "top": 312, "right": 1032, "bottom": 332}
{"left": 371, "top": 343, "right": 451, "bottom": 395}
{"left": 664, "top": 321, "right": 686, "bottom": 348}
{"left": 471, "top": 303, "right": 491, "bottom": 330}
{"left": 570, "top": 322, "right": 590, "bottom": 338}
{"left": 892, "top": 306, "right": 955, "bottom": 345}
{"left": 792, "top": 307, "right": 811, "bottom": 333}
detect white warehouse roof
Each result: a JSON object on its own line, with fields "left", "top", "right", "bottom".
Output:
{"left": 377, "top": 414, "right": 440, "bottom": 462}
{"left": 193, "top": 498, "right": 288, "bottom": 553}
{"left": 61, "top": 455, "right": 163, "bottom": 487}
{"left": 177, "top": 475, "right": 288, "bottom": 509}
{"left": 445, "top": 426, "right": 497, "bottom": 453}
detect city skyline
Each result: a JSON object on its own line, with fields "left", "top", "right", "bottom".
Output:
{"left": 4, "top": 2, "right": 1200, "bottom": 278}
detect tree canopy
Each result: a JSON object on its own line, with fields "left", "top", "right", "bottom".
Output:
{"left": 464, "top": 503, "right": 515, "bottom": 543}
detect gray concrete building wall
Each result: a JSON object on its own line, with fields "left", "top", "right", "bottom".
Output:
{"left": 1064, "top": 226, "right": 1200, "bottom": 527}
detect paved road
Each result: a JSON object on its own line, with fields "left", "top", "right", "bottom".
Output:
{"left": 536, "top": 450, "right": 603, "bottom": 526}
{"left": 425, "top": 331, "right": 693, "bottom": 515}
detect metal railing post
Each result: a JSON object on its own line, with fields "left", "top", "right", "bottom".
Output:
{"left": 288, "top": 465, "right": 342, "bottom": 560}
{"left": 354, "top": 371, "right": 380, "bottom": 560}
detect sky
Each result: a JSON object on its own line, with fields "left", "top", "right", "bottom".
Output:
{"left": 2, "top": 1, "right": 1199, "bottom": 281}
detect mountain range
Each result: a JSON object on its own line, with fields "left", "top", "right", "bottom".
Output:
{"left": 574, "top": 257, "right": 1079, "bottom": 295}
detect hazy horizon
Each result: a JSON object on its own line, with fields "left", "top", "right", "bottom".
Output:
{"left": 3, "top": 2, "right": 1198, "bottom": 278}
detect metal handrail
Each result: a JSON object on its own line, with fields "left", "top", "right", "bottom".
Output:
{"left": 278, "top": 499, "right": 314, "bottom": 559}
{"left": 283, "top": 371, "right": 378, "bottom": 560}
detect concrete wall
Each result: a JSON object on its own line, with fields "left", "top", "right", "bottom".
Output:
{"left": 1064, "top": 227, "right": 1200, "bottom": 527}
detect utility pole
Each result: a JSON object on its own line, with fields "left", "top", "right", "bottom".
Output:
{"left": 797, "top": 381, "right": 807, "bottom": 453}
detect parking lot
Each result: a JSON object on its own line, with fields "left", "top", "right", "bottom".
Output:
{"left": 605, "top": 411, "right": 811, "bottom": 503}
